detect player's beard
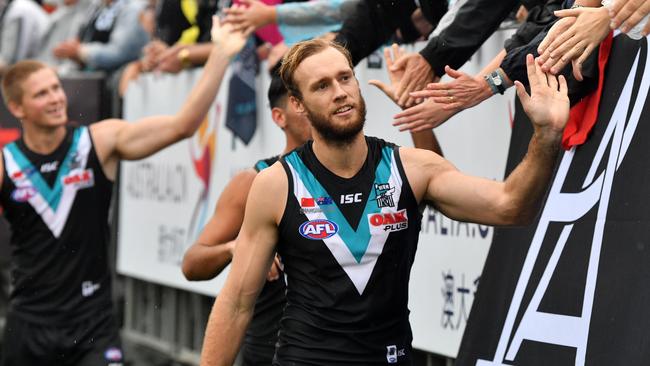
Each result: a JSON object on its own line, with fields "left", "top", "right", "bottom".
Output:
{"left": 304, "top": 96, "right": 366, "bottom": 146}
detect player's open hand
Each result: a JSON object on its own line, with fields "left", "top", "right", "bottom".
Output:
{"left": 516, "top": 54, "right": 569, "bottom": 138}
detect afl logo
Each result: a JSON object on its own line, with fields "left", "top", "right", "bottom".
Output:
{"left": 11, "top": 186, "right": 37, "bottom": 202}
{"left": 299, "top": 219, "right": 339, "bottom": 240}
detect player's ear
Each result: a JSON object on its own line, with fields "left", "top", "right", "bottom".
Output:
{"left": 289, "top": 95, "right": 305, "bottom": 115}
{"left": 271, "top": 107, "right": 286, "bottom": 129}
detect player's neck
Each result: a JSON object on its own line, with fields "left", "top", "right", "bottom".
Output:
{"left": 22, "top": 123, "right": 67, "bottom": 155}
{"left": 312, "top": 133, "right": 367, "bottom": 179}
{"left": 282, "top": 134, "right": 305, "bottom": 154}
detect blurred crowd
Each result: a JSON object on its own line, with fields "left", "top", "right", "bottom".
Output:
{"left": 0, "top": 0, "right": 646, "bottom": 124}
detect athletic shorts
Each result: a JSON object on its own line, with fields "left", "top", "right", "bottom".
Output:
{"left": 241, "top": 339, "right": 276, "bottom": 366}
{"left": 1, "top": 310, "right": 124, "bottom": 366}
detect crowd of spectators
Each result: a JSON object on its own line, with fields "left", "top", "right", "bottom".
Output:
{"left": 0, "top": 0, "right": 646, "bottom": 125}
{"left": 0, "top": 0, "right": 647, "bottom": 364}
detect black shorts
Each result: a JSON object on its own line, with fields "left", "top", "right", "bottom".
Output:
{"left": 1, "top": 310, "right": 124, "bottom": 366}
{"left": 241, "top": 340, "right": 276, "bottom": 366}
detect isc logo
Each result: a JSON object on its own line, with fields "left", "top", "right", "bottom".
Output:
{"left": 299, "top": 219, "right": 339, "bottom": 240}
{"left": 368, "top": 209, "right": 408, "bottom": 233}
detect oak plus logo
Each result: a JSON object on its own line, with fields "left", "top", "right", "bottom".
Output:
{"left": 63, "top": 169, "right": 94, "bottom": 189}
{"left": 368, "top": 209, "right": 408, "bottom": 234}
{"left": 476, "top": 47, "right": 649, "bottom": 366}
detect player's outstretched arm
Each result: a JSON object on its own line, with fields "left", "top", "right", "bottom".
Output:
{"left": 182, "top": 170, "right": 257, "bottom": 281}
{"left": 92, "top": 18, "right": 253, "bottom": 178}
{"left": 405, "top": 54, "right": 569, "bottom": 226}
{"left": 200, "top": 164, "right": 286, "bottom": 366}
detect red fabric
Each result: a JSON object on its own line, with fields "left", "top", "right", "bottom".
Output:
{"left": 0, "top": 128, "right": 20, "bottom": 147}
{"left": 562, "top": 32, "right": 614, "bottom": 150}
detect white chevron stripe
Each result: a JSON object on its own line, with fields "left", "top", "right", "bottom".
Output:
{"left": 287, "top": 152, "right": 404, "bottom": 295}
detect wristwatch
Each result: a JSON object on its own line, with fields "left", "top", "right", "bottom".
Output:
{"left": 177, "top": 48, "right": 192, "bottom": 69}
{"left": 484, "top": 70, "right": 507, "bottom": 95}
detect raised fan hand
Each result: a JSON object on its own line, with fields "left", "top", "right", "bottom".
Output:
{"left": 210, "top": 16, "right": 254, "bottom": 58}
{"left": 368, "top": 44, "right": 407, "bottom": 105}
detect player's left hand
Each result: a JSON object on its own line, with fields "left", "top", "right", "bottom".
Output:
{"left": 516, "top": 54, "right": 569, "bottom": 138}
{"left": 266, "top": 255, "right": 283, "bottom": 281}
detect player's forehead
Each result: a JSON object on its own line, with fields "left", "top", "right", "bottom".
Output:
{"left": 295, "top": 48, "right": 353, "bottom": 86}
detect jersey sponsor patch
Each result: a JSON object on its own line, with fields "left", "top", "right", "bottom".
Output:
{"left": 374, "top": 182, "right": 395, "bottom": 208}
{"left": 10, "top": 186, "right": 37, "bottom": 202}
{"left": 10, "top": 167, "right": 35, "bottom": 181}
{"left": 299, "top": 219, "right": 339, "bottom": 240}
{"left": 300, "top": 197, "right": 335, "bottom": 214}
{"left": 368, "top": 209, "right": 408, "bottom": 234}
{"left": 104, "top": 347, "right": 123, "bottom": 362}
{"left": 300, "top": 196, "right": 334, "bottom": 207}
{"left": 62, "top": 169, "right": 94, "bottom": 189}
{"left": 40, "top": 161, "right": 59, "bottom": 173}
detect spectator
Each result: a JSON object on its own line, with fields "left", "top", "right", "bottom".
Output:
{"left": 0, "top": 0, "right": 49, "bottom": 75}
{"left": 391, "top": 0, "right": 601, "bottom": 132}
{"left": 224, "top": 0, "right": 359, "bottom": 45}
{"left": 52, "top": 0, "right": 149, "bottom": 72}
{"left": 118, "top": 0, "right": 219, "bottom": 95}
{"left": 608, "top": 0, "right": 650, "bottom": 37}
{"left": 537, "top": 2, "right": 611, "bottom": 80}
{"left": 36, "top": 0, "right": 95, "bottom": 72}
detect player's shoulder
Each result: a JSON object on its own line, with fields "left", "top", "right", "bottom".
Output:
{"left": 399, "top": 146, "right": 454, "bottom": 179}
{"left": 398, "top": 146, "right": 443, "bottom": 165}
{"left": 247, "top": 162, "right": 288, "bottom": 223}
{"left": 253, "top": 161, "right": 287, "bottom": 187}
{"left": 231, "top": 168, "right": 258, "bottom": 183}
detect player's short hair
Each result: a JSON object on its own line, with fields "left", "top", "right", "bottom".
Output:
{"left": 2, "top": 60, "right": 50, "bottom": 104}
{"left": 279, "top": 38, "right": 353, "bottom": 100}
{"left": 268, "top": 63, "right": 288, "bottom": 109}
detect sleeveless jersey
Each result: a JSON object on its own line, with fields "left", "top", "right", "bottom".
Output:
{"left": 275, "top": 136, "right": 422, "bottom": 365}
{"left": 242, "top": 156, "right": 287, "bottom": 364}
{"left": 0, "top": 126, "right": 114, "bottom": 325}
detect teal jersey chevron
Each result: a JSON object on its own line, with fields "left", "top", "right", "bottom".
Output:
{"left": 4, "top": 127, "right": 83, "bottom": 211}
{"left": 285, "top": 146, "right": 393, "bottom": 263}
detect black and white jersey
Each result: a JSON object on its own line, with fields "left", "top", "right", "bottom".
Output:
{"left": 0, "top": 126, "right": 113, "bottom": 325}
{"left": 275, "top": 136, "right": 422, "bottom": 365}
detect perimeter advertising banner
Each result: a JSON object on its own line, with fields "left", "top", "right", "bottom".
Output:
{"left": 117, "top": 32, "right": 515, "bottom": 357}
{"left": 456, "top": 35, "right": 649, "bottom": 366}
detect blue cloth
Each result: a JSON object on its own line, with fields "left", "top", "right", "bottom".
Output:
{"left": 226, "top": 38, "right": 258, "bottom": 145}
{"left": 277, "top": 0, "right": 356, "bottom": 45}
